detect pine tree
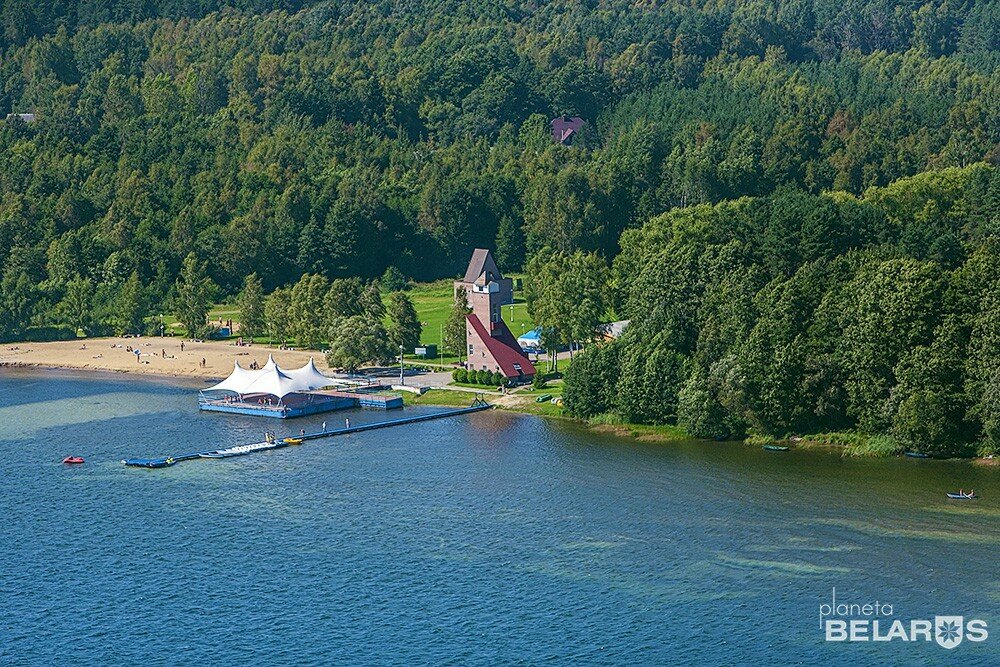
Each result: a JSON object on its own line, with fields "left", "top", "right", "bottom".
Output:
{"left": 387, "top": 291, "right": 421, "bottom": 352}
{"left": 173, "top": 253, "right": 216, "bottom": 338}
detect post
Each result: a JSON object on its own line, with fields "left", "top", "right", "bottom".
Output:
{"left": 439, "top": 323, "right": 443, "bottom": 366}
{"left": 399, "top": 344, "right": 404, "bottom": 385}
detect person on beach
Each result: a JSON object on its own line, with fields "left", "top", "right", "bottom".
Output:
{"left": 180, "top": 341, "right": 185, "bottom": 352}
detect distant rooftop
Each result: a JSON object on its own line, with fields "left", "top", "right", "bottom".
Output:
{"left": 551, "top": 116, "right": 585, "bottom": 144}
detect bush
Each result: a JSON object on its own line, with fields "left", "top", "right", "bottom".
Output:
{"left": 532, "top": 373, "right": 548, "bottom": 390}
{"left": 477, "top": 369, "right": 491, "bottom": 385}
{"left": 493, "top": 371, "right": 506, "bottom": 386}
{"left": 453, "top": 368, "right": 467, "bottom": 383}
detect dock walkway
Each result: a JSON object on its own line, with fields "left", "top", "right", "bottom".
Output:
{"left": 124, "top": 399, "right": 492, "bottom": 468}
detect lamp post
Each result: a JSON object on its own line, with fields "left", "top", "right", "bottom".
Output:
{"left": 399, "top": 344, "right": 404, "bottom": 385}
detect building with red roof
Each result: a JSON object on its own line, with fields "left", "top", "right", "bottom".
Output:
{"left": 460, "top": 249, "right": 536, "bottom": 383}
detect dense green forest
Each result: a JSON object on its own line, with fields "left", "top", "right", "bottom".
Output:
{"left": 1, "top": 0, "right": 998, "bottom": 338}
{"left": 1, "top": 1, "right": 999, "bottom": 454}
{"left": 563, "top": 164, "right": 1000, "bottom": 456}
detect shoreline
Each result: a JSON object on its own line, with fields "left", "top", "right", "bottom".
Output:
{"left": 4, "top": 345, "right": 996, "bottom": 464}
{"left": 0, "top": 337, "right": 336, "bottom": 382}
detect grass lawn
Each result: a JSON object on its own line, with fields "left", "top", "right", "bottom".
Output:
{"left": 403, "top": 388, "right": 488, "bottom": 407}
{"left": 387, "top": 278, "right": 536, "bottom": 364}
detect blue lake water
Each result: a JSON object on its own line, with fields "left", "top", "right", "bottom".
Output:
{"left": 0, "top": 369, "right": 997, "bottom": 665}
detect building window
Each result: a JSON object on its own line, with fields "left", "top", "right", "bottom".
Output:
{"left": 468, "top": 344, "right": 473, "bottom": 355}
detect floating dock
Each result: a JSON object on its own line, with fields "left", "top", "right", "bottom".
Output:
{"left": 199, "top": 388, "right": 404, "bottom": 419}
{"left": 124, "top": 399, "right": 492, "bottom": 468}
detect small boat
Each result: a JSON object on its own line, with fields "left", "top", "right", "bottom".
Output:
{"left": 904, "top": 451, "right": 929, "bottom": 458}
{"left": 762, "top": 445, "right": 789, "bottom": 452}
{"left": 535, "top": 394, "right": 553, "bottom": 403}
{"left": 283, "top": 438, "right": 303, "bottom": 445}
{"left": 946, "top": 492, "right": 978, "bottom": 500}
{"left": 62, "top": 456, "right": 85, "bottom": 465}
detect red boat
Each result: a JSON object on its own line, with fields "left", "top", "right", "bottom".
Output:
{"left": 62, "top": 456, "right": 85, "bottom": 465}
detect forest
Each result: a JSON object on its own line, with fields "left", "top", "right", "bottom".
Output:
{"left": 0, "top": 0, "right": 998, "bottom": 452}
{"left": 563, "top": 164, "right": 1000, "bottom": 456}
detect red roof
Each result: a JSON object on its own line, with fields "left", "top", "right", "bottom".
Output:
{"left": 466, "top": 315, "right": 537, "bottom": 378}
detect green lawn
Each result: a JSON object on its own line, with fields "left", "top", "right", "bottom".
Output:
{"left": 403, "top": 388, "right": 488, "bottom": 407}
{"left": 387, "top": 278, "right": 536, "bottom": 364}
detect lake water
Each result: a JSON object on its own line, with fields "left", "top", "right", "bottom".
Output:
{"left": 0, "top": 370, "right": 997, "bottom": 665}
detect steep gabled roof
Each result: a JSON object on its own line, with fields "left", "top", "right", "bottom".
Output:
{"left": 467, "top": 314, "right": 536, "bottom": 378}
{"left": 463, "top": 248, "right": 501, "bottom": 283}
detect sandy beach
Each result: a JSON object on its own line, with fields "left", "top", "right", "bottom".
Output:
{"left": 0, "top": 337, "right": 335, "bottom": 381}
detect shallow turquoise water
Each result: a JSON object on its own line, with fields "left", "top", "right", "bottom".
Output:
{"left": 0, "top": 369, "right": 997, "bottom": 665}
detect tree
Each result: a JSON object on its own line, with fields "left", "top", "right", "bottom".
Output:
{"left": 495, "top": 216, "right": 525, "bottom": 272}
{"left": 173, "top": 253, "right": 216, "bottom": 338}
{"left": 265, "top": 287, "right": 292, "bottom": 345}
{"left": 327, "top": 278, "right": 364, "bottom": 320}
{"left": 237, "top": 273, "right": 265, "bottom": 339}
{"left": 387, "top": 291, "right": 421, "bottom": 352}
{"left": 289, "top": 273, "right": 330, "bottom": 349}
{"left": 60, "top": 276, "right": 93, "bottom": 335}
{"left": 326, "top": 315, "right": 392, "bottom": 372}
{"left": 444, "top": 287, "right": 471, "bottom": 360}
{"left": 111, "top": 271, "right": 147, "bottom": 336}
{"left": 360, "top": 280, "right": 385, "bottom": 321}
{"left": 526, "top": 249, "right": 608, "bottom": 370}
{"left": 563, "top": 342, "right": 620, "bottom": 418}
{"left": 381, "top": 266, "right": 408, "bottom": 292}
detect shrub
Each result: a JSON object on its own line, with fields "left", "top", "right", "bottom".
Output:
{"left": 453, "top": 368, "right": 467, "bottom": 383}
{"left": 477, "top": 369, "right": 491, "bottom": 385}
{"left": 494, "top": 371, "right": 506, "bottom": 386}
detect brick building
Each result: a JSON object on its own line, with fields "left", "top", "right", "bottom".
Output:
{"left": 458, "top": 249, "right": 536, "bottom": 383}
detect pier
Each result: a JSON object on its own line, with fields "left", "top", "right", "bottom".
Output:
{"left": 123, "top": 398, "right": 492, "bottom": 468}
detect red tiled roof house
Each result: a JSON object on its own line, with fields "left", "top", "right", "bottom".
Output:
{"left": 459, "top": 249, "right": 535, "bottom": 383}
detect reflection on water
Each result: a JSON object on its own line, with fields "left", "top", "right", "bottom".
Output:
{"left": 0, "top": 369, "right": 996, "bottom": 665}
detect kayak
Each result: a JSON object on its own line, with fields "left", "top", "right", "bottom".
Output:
{"left": 535, "top": 394, "right": 553, "bottom": 403}
{"left": 904, "top": 451, "right": 929, "bottom": 458}
{"left": 763, "top": 445, "right": 789, "bottom": 452}
{"left": 946, "top": 492, "right": 978, "bottom": 500}
{"left": 283, "top": 438, "right": 303, "bottom": 445}
{"left": 62, "top": 456, "right": 85, "bottom": 464}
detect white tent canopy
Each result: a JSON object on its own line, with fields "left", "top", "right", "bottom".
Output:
{"left": 204, "top": 356, "right": 334, "bottom": 399}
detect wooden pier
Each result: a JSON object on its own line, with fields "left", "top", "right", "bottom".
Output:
{"left": 123, "top": 399, "right": 492, "bottom": 468}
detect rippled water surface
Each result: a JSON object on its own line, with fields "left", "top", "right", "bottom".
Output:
{"left": 1, "top": 370, "right": 998, "bottom": 665}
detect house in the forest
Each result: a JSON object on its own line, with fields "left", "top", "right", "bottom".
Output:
{"left": 551, "top": 115, "right": 585, "bottom": 144}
